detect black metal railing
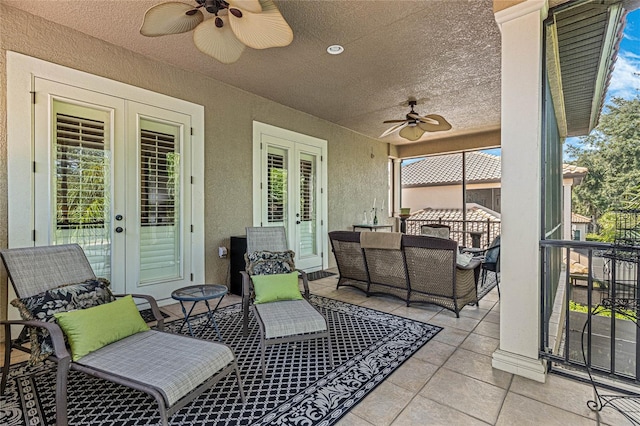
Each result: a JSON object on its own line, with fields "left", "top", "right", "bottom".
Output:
{"left": 405, "top": 218, "right": 500, "bottom": 248}
{"left": 540, "top": 239, "right": 640, "bottom": 387}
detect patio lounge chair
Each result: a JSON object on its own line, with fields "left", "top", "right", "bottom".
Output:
{"left": 241, "top": 226, "right": 334, "bottom": 378}
{"left": 0, "top": 244, "right": 245, "bottom": 426}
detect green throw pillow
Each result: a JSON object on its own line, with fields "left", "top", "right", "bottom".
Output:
{"left": 252, "top": 272, "right": 303, "bottom": 304}
{"left": 54, "top": 295, "right": 150, "bottom": 361}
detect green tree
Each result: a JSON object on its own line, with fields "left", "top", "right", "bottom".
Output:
{"left": 568, "top": 96, "right": 640, "bottom": 219}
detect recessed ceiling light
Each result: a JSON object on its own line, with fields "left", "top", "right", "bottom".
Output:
{"left": 327, "top": 45, "right": 344, "bottom": 55}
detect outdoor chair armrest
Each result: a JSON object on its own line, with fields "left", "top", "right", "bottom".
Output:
{"left": 113, "top": 293, "right": 164, "bottom": 331}
{"left": 1, "top": 319, "right": 71, "bottom": 361}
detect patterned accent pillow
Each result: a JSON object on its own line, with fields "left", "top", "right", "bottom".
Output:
{"left": 245, "top": 250, "right": 296, "bottom": 276}
{"left": 10, "top": 279, "right": 115, "bottom": 364}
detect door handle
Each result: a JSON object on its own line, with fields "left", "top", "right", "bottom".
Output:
{"left": 115, "top": 227, "right": 124, "bottom": 233}
{"left": 115, "top": 214, "right": 123, "bottom": 221}
{"left": 296, "top": 221, "right": 301, "bottom": 225}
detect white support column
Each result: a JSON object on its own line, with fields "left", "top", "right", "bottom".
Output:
{"left": 492, "top": 0, "right": 549, "bottom": 383}
{"left": 563, "top": 182, "right": 573, "bottom": 240}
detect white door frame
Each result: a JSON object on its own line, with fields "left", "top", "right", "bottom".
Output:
{"left": 6, "top": 51, "right": 205, "bottom": 301}
{"left": 252, "top": 121, "right": 329, "bottom": 270}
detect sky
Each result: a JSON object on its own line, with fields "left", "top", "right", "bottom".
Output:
{"left": 563, "top": 8, "right": 640, "bottom": 158}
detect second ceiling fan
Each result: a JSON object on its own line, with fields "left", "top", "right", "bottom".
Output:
{"left": 381, "top": 98, "right": 451, "bottom": 141}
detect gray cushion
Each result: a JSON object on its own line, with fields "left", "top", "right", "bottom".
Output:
{"left": 255, "top": 300, "right": 327, "bottom": 339}
{"left": 78, "top": 330, "right": 235, "bottom": 406}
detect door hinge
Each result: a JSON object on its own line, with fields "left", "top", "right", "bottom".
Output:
{"left": 190, "top": 273, "right": 194, "bottom": 281}
{"left": 260, "top": 142, "right": 263, "bottom": 150}
{"left": 33, "top": 161, "right": 36, "bottom": 173}
{"left": 321, "top": 219, "right": 323, "bottom": 226}
{"left": 260, "top": 182, "right": 263, "bottom": 189}
{"left": 321, "top": 188, "right": 323, "bottom": 194}
{"left": 321, "top": 155, "right": 323, "bottom": 162}
{"left": 190, "top": 127, "right": 194, "bottom": 136}
{"left": 191, "top": 176, "right": 194, "bottom": 184}
{"left": 30, "top": 91, "right": 36, "bottom": 104}
{"left": 260, "top": 221, "right": 263, "bottom": 227}
{"left": 191, "top": 225, "right": 194, "bottom": 232}
{"left": 32, "top": 230, "right": 36, "bottom": 242}
{"left": 321, "top": 252, "right": 324, "bottom": 258}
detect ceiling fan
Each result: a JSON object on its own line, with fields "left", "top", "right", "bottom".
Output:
{"left": 380, "top": 98, "right": 452, "bottom": 141}
{"left": 140, "top": 0, "right": 293, "bottom": 64}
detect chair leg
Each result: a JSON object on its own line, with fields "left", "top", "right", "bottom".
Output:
{"left": 326, "top": 336, "right": 335, "bottom": 369}
{"left": 55, "top": 358, "right": 71, "bottom": 426}
{"left": 1, "top": 324, "right": 12, "bottom": 395}
{"left": 261, "top": 340, "right": 267, "bottom": 380}
{"left": 494, "top": 271, "right": 501, "bottom": 298}
{"left": 234, "top": 364, "right": 246, "bottom": 403}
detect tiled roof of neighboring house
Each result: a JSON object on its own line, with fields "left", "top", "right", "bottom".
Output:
{"left": 403, "top": 152, "right": 500, "bottom": 187}
{"left": 409, "top": 203, "right": 501, "bottom": 222}
{"left": 572, "top": 213, "right": 591, "bottom": 224}
{"left": 402, "top": 152, "right": 588, "bottom": 187}
{"left": 563, "top": 164, "right": 589, "bottom": 178}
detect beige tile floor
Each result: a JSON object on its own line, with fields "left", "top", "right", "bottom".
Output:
{"left": 1, "top": 274, "right": 630, "bottom": 425}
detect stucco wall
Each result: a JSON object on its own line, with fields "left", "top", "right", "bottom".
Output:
{"left": 0, "top": 5, "right": 389, "bottom": 320}
{"left": 402, "top": 182, "right": 501, "bottom": 212}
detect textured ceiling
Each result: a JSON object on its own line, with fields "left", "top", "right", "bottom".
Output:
{"left": 1, "top": 0, "right": 503, "bottom": 145}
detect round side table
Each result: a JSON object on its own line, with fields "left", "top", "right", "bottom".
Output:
{"left": 171, "top": 284, "right": 228, "bottom": 341}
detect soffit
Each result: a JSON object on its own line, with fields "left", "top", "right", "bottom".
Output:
{"left": 548, "top": 0, "right": 628, "bottom": 137}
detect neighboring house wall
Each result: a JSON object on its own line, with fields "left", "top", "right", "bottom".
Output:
{"left": 402, "top": 185, "right": 462, "bottom": 212}
{"left": 0, "top": 5, "right": 389, "bottom": 296}
{"left": 402, "top": 182, "right": 501, "bottom": 212}
{"left": 572, "top": 223, "right": 588, "bottom": 241}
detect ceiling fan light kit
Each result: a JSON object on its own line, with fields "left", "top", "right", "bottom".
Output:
{"left": 380, "top": 99, "right": 452, "bottom": 141}
{"left": 141, "top": 0, "right": 293, "bottom": 63}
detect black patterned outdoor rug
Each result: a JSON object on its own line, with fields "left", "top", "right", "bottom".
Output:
{"left": 478, "top": 273, "right": 500, "bottom": 301}
{"left": 138, "top": 308, "right": 171, "bottom": 323}
{"left": 305, "top": 270, "right": 336, "bottom": 281}
{"left": 1, "top": 295, "right": 442, "bottom": 426}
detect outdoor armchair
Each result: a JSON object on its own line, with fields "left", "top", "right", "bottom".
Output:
{"left": 241, "top": 226, "right": 334, "bottom": 378}
{"left": 0, "top": 244, "right": 245, "bottom": 426}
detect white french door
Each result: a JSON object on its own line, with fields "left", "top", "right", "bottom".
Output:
{"left": 253, "top": 122, "right": 328, "bottom": 271}
{"left": 33, "top": 78, "right": 193, "bottom": 298}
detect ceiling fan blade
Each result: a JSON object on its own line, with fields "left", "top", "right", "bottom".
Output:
{"left": 383, "top": 119, "right": 409, "bottom": 124}
{"left": 140, "top": 2, "right": 204, "bottom": 36}
{"left": 193, "top": 17, "right": 246, "bottom": 64}
{"left": 399, "top": 125, "right": 426, "bottom": 141}
{"left": 380, "top": 122, "right": 408, "bottom": 138}
{"left": 228, "top": 0, "right": 262, "bottom": 13}
{"left": 417, "top": 114, "right": 452, "bottom": 132}
{"left": 229, "top": 0, "right": 293, "bottom": 49}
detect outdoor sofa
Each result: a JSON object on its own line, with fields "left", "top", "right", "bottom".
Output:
{"left": 328, "top": 231, "right": 481, "bottom": 317}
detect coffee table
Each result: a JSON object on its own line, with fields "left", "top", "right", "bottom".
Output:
{"left": 171, "top": 284, "right": 227, "bottom": 341}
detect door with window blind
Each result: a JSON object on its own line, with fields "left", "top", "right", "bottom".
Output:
{"left": 254, "top": 123, "right": 327, "bottom": 272}
{"left": 33, "top": 78, "right": 193, "bottom": 298}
